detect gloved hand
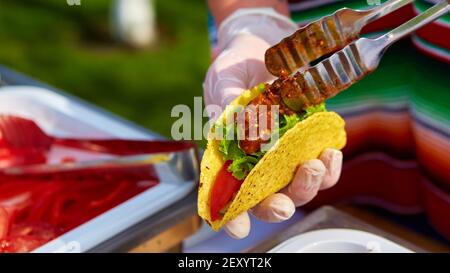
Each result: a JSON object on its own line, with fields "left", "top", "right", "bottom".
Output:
{"left": 204, "top": 7, "right": 299, "bottom": 111}
{"left": 203, "top": 8, "right": 343, "bottom": 239}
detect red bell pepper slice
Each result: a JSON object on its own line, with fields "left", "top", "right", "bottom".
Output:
{"left": 209, "top": 161, "right": 243, "bottom": 221}
{"left": 88, "top": 180, "right": 130, "bottom": 209}
{"left": 25, "top": 184, "right": 62, "bottom": 223}
{"left": 0, "top": 207, "right": 9, "bottom": 240}
{"left": 0, "top": 235, "right": 45, "bottom": 253}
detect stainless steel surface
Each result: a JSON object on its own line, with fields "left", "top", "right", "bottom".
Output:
{"left": 270, "top": 0, "right": 449, "bottom": 111}
{"left": 264, "top": 0, "right": 413, "bottom": 77}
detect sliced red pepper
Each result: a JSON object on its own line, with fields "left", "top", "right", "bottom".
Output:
{"left": 0, "top": 235, "right": 44, "bottom": 253}
{"left": 0, "top": 182, "right": 36, "bottom": 204}
{"left": 48, "top": 190, "right": 80, "bottom": 227}
{"left": 88, "top": 180, "right": 129, "bottom": 209}
{"left": 9, "top": 222, "right": 61, "bottom": 238}
{"left": 25, "top": 184, "right": 62, "bottom": 223}
{"left": 1, "top": 221, "right": 62, "bottom": 252}
{"left": 0, "top": 207, "right": 9, "bottom": 240}
{"left": 209, "top": 161, "right": 243, "bottom": 221}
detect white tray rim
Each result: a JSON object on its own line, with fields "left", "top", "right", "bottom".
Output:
{"left": 268, "top": 228, "right": 413, "bottom": 253}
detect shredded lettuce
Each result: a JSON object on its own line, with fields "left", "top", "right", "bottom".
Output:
{"left": 227, "top": 155, "right": 260, "bottom": 180}
{"left": 278, "top": 113, "right": 300, "bottom": 136}
{"left": 303, "top": 103, "right": 327, "bottom": 119}
{"left": 218, "top": 123, "right": 245, "bottom": 161}
{"left": 218, "top": 103, "right": 326, "bottom": 180}
{"left": 217, "top": 122, "right": 262, "bottom": 180}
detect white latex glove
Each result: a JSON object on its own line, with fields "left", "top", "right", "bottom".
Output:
{"left": 204, "top": 8, "right": 298, "bottom": 112}
{"left": 203, "top": 8, "right": 343, "bottom": 239}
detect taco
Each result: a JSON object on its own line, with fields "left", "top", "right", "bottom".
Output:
{"left": 198, "top": 80, "right": 346, "bottom": 231}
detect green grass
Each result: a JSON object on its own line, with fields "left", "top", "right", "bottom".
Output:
{"left": 0, "top": 0, "right": 210, "bottom": 145}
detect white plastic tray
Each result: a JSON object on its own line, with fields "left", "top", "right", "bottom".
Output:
{"left": 269, "top": 229, "right": 413, "bottom": 253}
{"left": 0, "top": 86, "right": 196, "bottom": 252}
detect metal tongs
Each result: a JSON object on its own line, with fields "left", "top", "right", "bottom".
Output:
{"left": 2, "top": 150, "right": 198, "bottom": 180}
{"left": 0, "top": 114, "right": 199, "bottom": 181}
{"left": 1, "top": 149, "right": 199, "bottom": 182}
{"left": 264, "top": 0, "right": 449, "bottom": 110}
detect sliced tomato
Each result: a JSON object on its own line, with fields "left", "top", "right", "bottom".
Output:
{"left": 209, "top": 161, "right": 243, "bottom": 221}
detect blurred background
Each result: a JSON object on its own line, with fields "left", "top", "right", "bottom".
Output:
{"left": 0, "top": 0, "right": 449, "bottom": 253}
{"left": 0, "top": 0, "right": 210, "bottom": 140}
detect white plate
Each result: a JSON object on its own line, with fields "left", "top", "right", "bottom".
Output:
{"left": 0, "top": 86, "right": 196, "bottom": 252}
{"left": 269, "top": 229, "right": 413, "bottom": 253}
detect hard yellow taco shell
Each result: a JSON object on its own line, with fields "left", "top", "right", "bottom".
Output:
{"left": 198, "top": 85, "right": 346, "bottom": 231}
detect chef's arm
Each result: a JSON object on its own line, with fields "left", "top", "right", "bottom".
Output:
{"left": 208, "top": 0, "right": 291, "bottom": 26}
